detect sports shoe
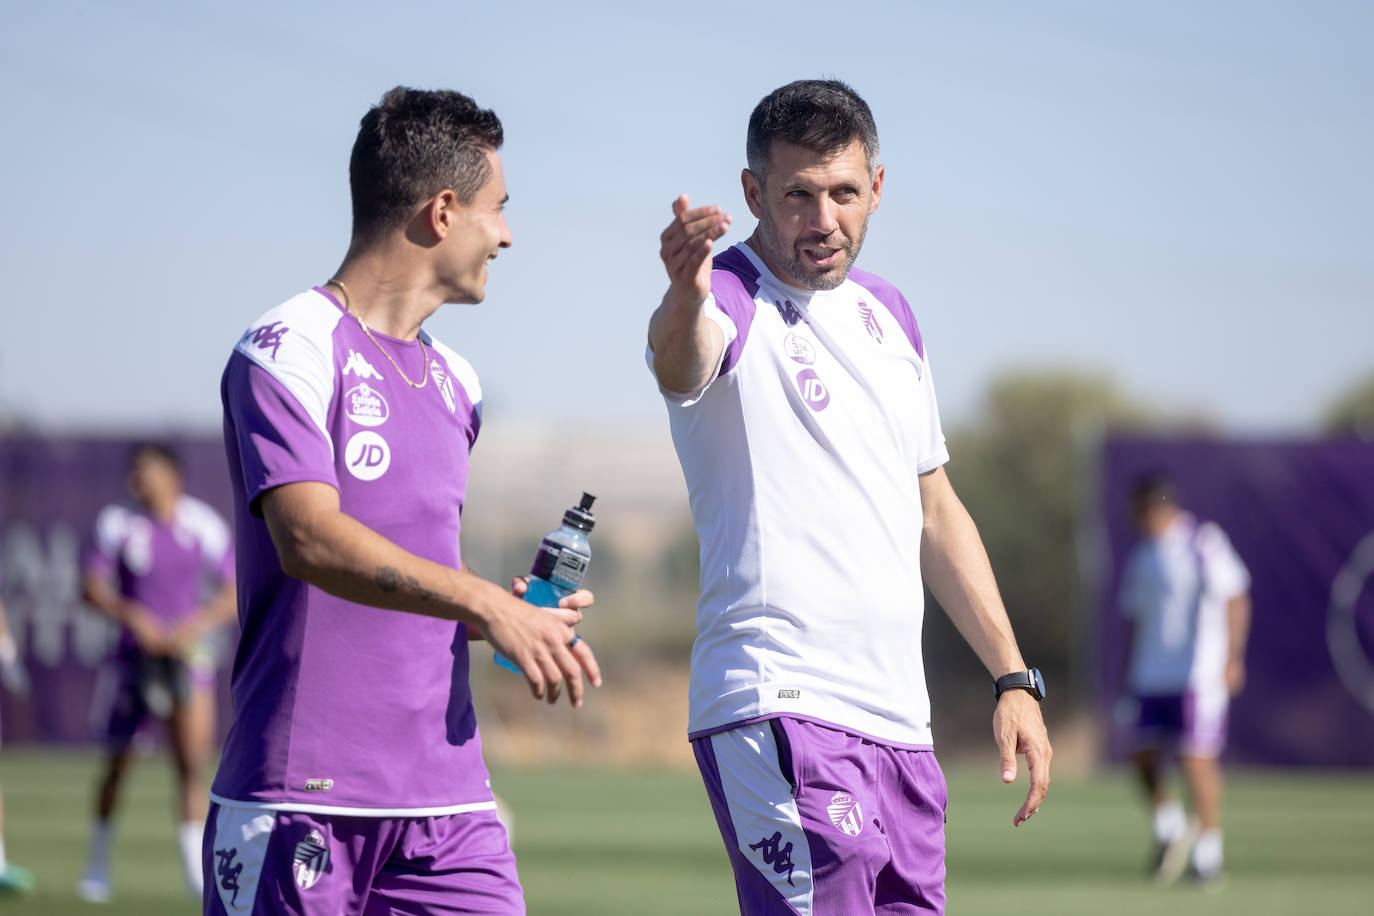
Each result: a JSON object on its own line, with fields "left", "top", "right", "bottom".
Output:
{"left": 77, "top": 875, "right": 112, "bottom": 903}
{"left": 1151, "top": 820, "right": 1199, "bottom": 886}
{"left": 0, "top": 864, "right": 35, "bottom": 894}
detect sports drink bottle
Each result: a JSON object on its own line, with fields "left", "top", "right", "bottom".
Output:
{"left": 494, "top": 493, "right": 596, "bottom": 673}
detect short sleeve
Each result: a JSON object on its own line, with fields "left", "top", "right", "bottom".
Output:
{"left": 913, "top": 351, "right": 949, "bottom": 475}
{"left": 82, "top": 505, "right": 127, "bottom": 578}
{"left": 223, "top": 351, "right": 338, "bottom": 514}
{"left": 648, "top": 268, "right": 759, "bottom": 407}
{"left": 1199, "top": 523, "right": 1249, "bottom": 599}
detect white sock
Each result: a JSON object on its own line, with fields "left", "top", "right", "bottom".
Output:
{"left": 0, "top": 835, "right": 9, "bottom": 870}
{"left": 85, "top": 821, "right": 113, "bottom": 882}
{"left": 1152, "top": 800, "right": 1186, "bottom": 844}
{"left": 179, "top": 821, "right": 204, "bottom": 894}
{"left": 1192, "top": 828, "right": 1223, "bottom": 876}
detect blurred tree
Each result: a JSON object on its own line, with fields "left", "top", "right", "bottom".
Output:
{"left": 927, "top": 370, "right": 1157, "bottom": 739}
{"left": 1323, "top": 371, "right": 1374, "bottom": 440}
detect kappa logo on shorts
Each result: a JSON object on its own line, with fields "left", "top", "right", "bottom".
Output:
{"left": 214, "top": 846, "right": 243, "bottom": 906}
{"left": 748, "top": 831, "right": 797, "bottom": 886}
{"left": 292, "top": 829, "right": 329, "bottom": 891}
{"left": 344, "top": 430, "right": 391, "bottom": 481}
{"left": 827, "top": 791, "right": 865, "bottom": 837}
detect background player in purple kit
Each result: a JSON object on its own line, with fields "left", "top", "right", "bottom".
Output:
{"left": 647, "top": 80, "right": 1052, "bottom": 914}
{"left": 206, "top": 87, "right": 601, "bottom": 914}
{"left": 77, "top": 443, "right": 237, "bottom": 902}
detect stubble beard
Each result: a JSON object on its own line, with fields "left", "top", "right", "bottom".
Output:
{"left": 758, "top": 209, "right": 870, "bottom": 292}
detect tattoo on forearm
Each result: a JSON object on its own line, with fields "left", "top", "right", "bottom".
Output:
{"left": 374, "top": 566, "right": 446, "bottom": 603}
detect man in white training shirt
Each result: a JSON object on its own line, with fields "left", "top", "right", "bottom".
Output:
{"left": 646, "top": 79, "right": 1052, "bottom": 915}
{"left": 1119, "top": 473, "right": 1251, "bottom": 886}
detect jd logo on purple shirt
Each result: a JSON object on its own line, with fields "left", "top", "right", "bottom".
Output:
{"left": 345, "top": 431, "right": 391, "bottom": 481}
{"left": 795, "top": 369, "right": 830, "bottom": 412}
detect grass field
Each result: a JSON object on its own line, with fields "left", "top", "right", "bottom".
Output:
{"left": 1, "top": 749, "right": 1370, "bottom": 914}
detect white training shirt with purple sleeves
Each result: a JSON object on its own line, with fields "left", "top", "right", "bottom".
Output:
{"left": 653, "top": 242, "right": 949, "bottom": 749}
{"left": 213, "top": 287, "right": 493, "bottom": 816}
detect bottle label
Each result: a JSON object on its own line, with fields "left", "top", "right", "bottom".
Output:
{"left": 530, "top": 540, "right": 590, "bottom": 588}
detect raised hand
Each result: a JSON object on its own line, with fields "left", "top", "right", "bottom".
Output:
{"left": 659, "top": 194, "right": 731, "bottom": 309}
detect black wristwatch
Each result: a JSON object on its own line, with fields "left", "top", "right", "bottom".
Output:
{"left": 994, "top": 668, "right": 1046, "bottom": 702}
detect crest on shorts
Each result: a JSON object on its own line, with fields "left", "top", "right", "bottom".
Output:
{"left": 292, "top": 829, "right": 329, "bottom": 890}
{"left": 827, "top": 791, "right": 864, "bottom": 837}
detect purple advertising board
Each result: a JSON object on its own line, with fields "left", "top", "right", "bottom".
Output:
{"left": 0, "top": 435, "right": 234, "bottom": 744}
{"left": 1098, "top": 436, "right": 1374, "bottom": 767}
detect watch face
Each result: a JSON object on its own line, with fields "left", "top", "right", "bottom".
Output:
{"left": 1031, "top": 668, "right": 1046, "bottom": 699}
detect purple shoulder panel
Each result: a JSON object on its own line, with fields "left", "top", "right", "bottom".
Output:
{"left": 711, "top": 247, "right": 761, "bottom": 376}
{"left": 849, "top": 267, "right": 925, "bottom": 360}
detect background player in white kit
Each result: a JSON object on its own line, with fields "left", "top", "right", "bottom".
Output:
{"left": 1119, "top": 474, "right": 1251, "bottom": 886}
{"left": 77, "top": 443, "right": 237, "bottom": 901}
{"left": 647, "top": 79, "right": 1052, "bottom": 914}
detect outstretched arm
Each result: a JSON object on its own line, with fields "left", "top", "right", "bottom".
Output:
{"left": 918, "top": 466, "right": 1052, "bottom": 826}
{"left": 262, "top": 481, "right": 602, "bottom": 707}
{"left": 647, "top": 194, "right": 732, "bottom": 395}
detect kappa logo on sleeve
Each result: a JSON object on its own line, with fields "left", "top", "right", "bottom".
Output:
{"left": 242, "top": 322, "right": 289, "bottom": 360}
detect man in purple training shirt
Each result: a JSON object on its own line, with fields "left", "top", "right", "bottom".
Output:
{"left": 206, "top": 87, "right": 601, "bottom": 915}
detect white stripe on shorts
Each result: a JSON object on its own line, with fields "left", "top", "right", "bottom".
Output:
{"left": 209, "top": 804, "right": 275, "bottom": 914}
{"left": 710, "top": 722, "right": 814, "bottom": 915}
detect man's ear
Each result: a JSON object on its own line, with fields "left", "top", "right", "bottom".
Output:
{"left": 741, "top": 169, "right": 765, "bottom": 220}
{"left": 868, "top": 164, "right": 885, "bottom": 216}
{"left": 428, "top": 189, "right": 461, "bottom": 240}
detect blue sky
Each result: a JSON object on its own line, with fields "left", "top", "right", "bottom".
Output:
{"left": 1, "top": 0, "right": 1369, "bottom": 434}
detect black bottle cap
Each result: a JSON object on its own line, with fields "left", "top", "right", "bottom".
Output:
{"left": 563, "top": 492, "right": 596, "bottom": 532}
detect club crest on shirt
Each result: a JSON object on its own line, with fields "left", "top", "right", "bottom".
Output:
{"left": 345, "top": 383, "right": 389, "bottom": 427}
{"left": 292, "top": 829, "right": 329, "bottom": 890}
{"left": 344, "top": 430, "right": 391, "bottom": 481}
{"left": 782, "top": 333, "right": 815, "bottom": 365}
{"left": 857, "top": 299, "right": 884, "bottom": 344}
{"left": 827, "top": 791, "right": 864, "bottom": 837}
{"left": 795, "top": 369, "right": 830, "bottom": 412}
{"left": 430, "top": 359, "right": 457, "bottom": 414}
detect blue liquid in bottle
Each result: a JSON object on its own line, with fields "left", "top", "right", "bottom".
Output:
{"left": 494, "top": 493, "right": 596, "bottom": 673}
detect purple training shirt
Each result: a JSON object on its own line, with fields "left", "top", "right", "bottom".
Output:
{"left": 213, "top": 288, "right": 491, "bottom": 815}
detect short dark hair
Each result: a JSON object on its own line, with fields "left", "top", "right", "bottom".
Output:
{"left": 1130, "top": 472, "right": 1179, "bottom": 512}
{"left": 746, "top": 79, "right": 879, "bottom": 184}
{"left": 129, "top": 441, "right": 182, "bottom": 474}
{"left": 348, "top": 87, "right": 504, "bottom": 246}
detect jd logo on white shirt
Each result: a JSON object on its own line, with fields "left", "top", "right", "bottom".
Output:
{"left": 795, "top": 369, "right": 831, "bottom": 412}
{"left": 345, "top": 431, "right": 391, "bottom": 481}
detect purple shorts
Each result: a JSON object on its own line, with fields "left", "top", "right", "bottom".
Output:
{"left": 1133, "top": 690, "right": 1228, "bottom": 758}
{"left": 694, "top": 716, "right": 947, "bottom": 915}
{"left": 91, "top": 648, "right": 216, "bottom": 748}
{"left": 202, "top": 802, "right": 523, "bottom": 915}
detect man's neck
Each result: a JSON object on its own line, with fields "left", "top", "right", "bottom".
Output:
{"left": 143, "top": 495, "right": 177, "bottom": 524}
{"left": 329, "top": 243, "right": 444, "bottom": 340}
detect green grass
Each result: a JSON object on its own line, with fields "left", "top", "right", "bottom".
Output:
{"left": 1, "top": 749, "right": 1370, "bottom": 914}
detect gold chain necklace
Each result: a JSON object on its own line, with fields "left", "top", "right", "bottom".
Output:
{"left": 326, "top": 279, "right": 429, "bottom": 389}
